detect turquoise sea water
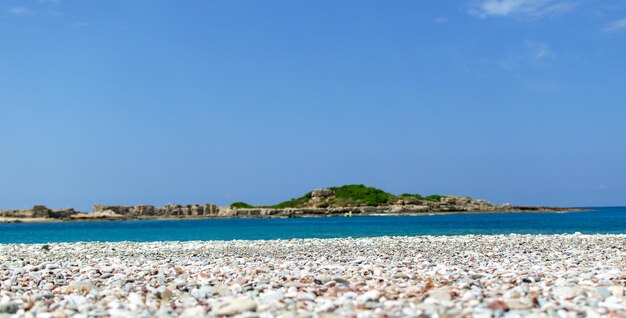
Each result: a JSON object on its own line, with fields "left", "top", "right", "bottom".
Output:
{"left": 0, "top": 207, "right": 624, "bottom": 244}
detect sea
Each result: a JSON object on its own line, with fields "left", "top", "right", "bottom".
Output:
{"left": 0, "top": 207, "right": 624, "bottom": 244}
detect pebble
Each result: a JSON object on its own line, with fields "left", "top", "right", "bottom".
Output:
{"left": 357, "top": 290, "right": 381, "bottom": 303}
{"left": 0, "top": 234, "right": 624, "bottom": 317}
{"left": 215, "top": 297, "right": 257, "bottom": 316}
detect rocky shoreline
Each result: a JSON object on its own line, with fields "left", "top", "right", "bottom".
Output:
{"left": 0, "top": 202, "right": 576, "bottom": 223}
{"left": 0, "top": 187, "right": 579, "bottom": 223}
{"left": 0, "top": 234, "right": 624, "bottom": 317}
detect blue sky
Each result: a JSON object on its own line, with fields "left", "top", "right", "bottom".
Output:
{"left": 1, "top": 0, "right": 625, "bottom": 210}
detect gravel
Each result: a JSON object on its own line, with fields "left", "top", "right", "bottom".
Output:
{"left": 0, "top": 234, "right": 625, "bottom": 317}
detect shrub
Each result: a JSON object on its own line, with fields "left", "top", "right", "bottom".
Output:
{"left": 230, "top": 202, "right": 255, "bottom": 209}
{"left": 266, "top": 192, "right": 312, "bottom": 209}
{"left": 424, "top": 195, "right": 444, "bottom": 202}
{"left": 399, "top": 193, "right": 424, "bottom": 200}
{"left": 231, "top": 187, "right": 447, "bottom": 209}
{"left": 329, "top": 184, "right": 393, "bottom": 206}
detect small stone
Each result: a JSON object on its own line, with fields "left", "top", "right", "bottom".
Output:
{"left": 487, "top": 300, "right": 509, "bottom": 311}
{"left": 553, "top": 287, "right": 575, "bottom": 300}
{"left": 66, "top": 295, "right": 86, "bottom": 307}
{"left": 425, "top": 287, "right": 453, "bottom": 303}
{"left": 259, "top": 290, "right": 284, "bottom": 304}
{"left": 159, "top": 288, "right": 173, "bottom": 301}
{"left": 506, "top": 299, "right": 533, "bottom": 310}
{"left": 100, "top": 266, "right": 113, "bottom": 273}
{"left": 216, "top": 297, "right": 257, "bottom": 316}
{"left": 180, "top": 306, "right": 207, "bottom": 318}
{"left": 393, "top": 272, "right": 409, "bottom": 279}
{"left": 60, "top": 285, "right": 74, "bottom": 294}
{"left": 296, "top": 292, "right": 315, "bottom": 301}
{"left": 607, "top": 285, "right": 624, "bottom": 297}
{"left": 593, "top": 287, "right": 611, "bottom": 300}
{"left": 461, "top": 291, "right": 476, "bottom": 302}
{"left": 45, "top": 264, "right": 60, "bottom": 270}
{"left": 0, "top": 301, "right": 18, "bottom": 314}
{"left": 357, "top": 290, "right": 381, "bottom": 303}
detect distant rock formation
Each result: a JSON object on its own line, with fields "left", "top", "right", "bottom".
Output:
{"left": 221, "top": 190, "right": 573, "bottom": 217}
{"left": 0, "top": 205, "right": 76, "bottom": 219}
{"left": 0, "top": 203, "right": 220, "bottom": 222}
{"left": 92, "top": 204, "right": 219, "bottom": 217}
{"left": 0, "top": 186, "right": 576, "bottom": 223}
{"left": 311, "top": 188, "right": 335, "bottom": 198}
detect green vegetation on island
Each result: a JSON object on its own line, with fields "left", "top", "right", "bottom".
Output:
{"left": 266, "top": 192, "right": 313, "bottom": 209}
{"left": 398, "top": 193, "right": 446, "bottom": 202}
{"left": 229, "top": 202, "right": 256, "bottom": 209}
{"left": 229, "top": 184, "right": 450, "bottom": 209}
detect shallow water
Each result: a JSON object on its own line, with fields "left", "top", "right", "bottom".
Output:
{"left": 0, "top": 207, "right": 624, "bottom": 243}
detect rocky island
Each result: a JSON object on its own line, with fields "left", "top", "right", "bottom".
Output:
{"left": 0, "top": 185, "right": 576, "bottom": 223}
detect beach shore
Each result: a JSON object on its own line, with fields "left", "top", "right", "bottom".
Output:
{"left": 1, "top": 234, "right": 624, "bottom": 317}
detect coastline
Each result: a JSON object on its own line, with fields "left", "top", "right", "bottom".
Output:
{"left": 1, "top": 234, "right": 624, "bottom": 317}
{"left": 0, "top": 185, "right": 581, "bottom": 224}
{"left": 0, "top": 207, "right": 584, "bottom": 224}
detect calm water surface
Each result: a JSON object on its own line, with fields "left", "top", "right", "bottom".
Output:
{"left": 0, "top": 207, "right": 624, "bottom": 244}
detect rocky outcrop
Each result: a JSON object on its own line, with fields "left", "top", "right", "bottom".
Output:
{"left": 0, "top": 205, "right": 77, "bottom": 219}
{"left": 0, "top": 203, "right": 220, "bottom": 221}
{"left": 0, "top": 191, "right": 575, "bottom": 223}
{"left": 92, "top": 204, "right": 219, "bottom": 217}
{"left": 221, "top": 202, "right": 572, "bottom": 217}
{"left": 311, "top": 188, "right": 335, "bottom": 198}
{"left": 223, "top": 191, "right": 575, "bottom": 217}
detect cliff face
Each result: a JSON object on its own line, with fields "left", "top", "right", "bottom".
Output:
{"left": 92, "top": 204, "right": 219, "bottom": 217}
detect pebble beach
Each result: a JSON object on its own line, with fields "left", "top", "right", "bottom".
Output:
{"left": 1, "top": 234, "right": 625, "bottom": 317}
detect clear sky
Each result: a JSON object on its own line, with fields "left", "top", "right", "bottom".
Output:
{"left": 1, "top": 0, "right": 625, "bottom": 211}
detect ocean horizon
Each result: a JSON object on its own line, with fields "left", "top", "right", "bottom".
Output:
{"left": 1, "top": 206, "right": 624, "bottom": 244}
